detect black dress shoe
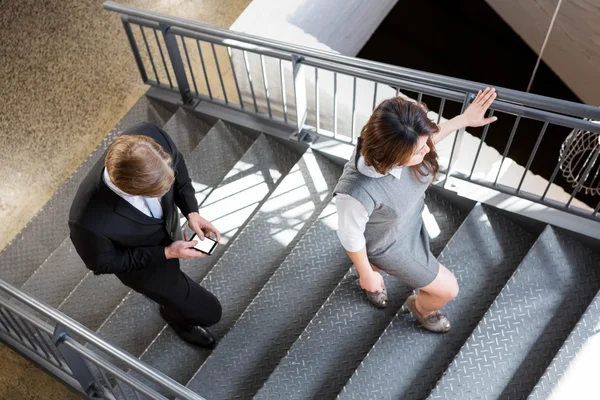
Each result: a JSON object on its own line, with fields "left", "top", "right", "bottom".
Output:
{"left": 159, "top": 307, "right": 217, "bottom": 349}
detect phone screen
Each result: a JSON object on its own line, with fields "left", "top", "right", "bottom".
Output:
{"left": 191, "top": 233, "right": 218, "bottom": 255}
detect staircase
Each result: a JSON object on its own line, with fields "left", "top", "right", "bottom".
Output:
{"left": 1, "top": 89, "right": 599, "bottom": 400}
{"left": 1, "top": 1, "right": 600, "bottom": 398}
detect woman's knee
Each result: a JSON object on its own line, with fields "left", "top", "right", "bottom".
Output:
{"left": 421, "top": 264, "right": 459, "bottom": 302}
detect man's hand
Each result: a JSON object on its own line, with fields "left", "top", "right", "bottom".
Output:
{"left": 187, "top": 212, "right": 221, "bottom": 243}
{"left": 165, "top": 240, "right": 206, "bottom": 259}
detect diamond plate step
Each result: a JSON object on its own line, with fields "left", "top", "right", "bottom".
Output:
{"left": 20, "top": 240, "right": 86, "bottom": 309}
{"left": 528, "top": 290, "right": 600, "bottom": 400}
{"left": 97, "top": 133, "right": 300, "bottom": 373}
{"left": 427, "top": 226, "right": 600, "bottom": 400}
{"left": 58, "top": 120, "right": 255, "bottom": 330}
{"left": 18, "top": 108, "right": 211, "bottom": 311}
{"left": 162, "top": 108, "right": 212, "bottom": 157}
{"left": 338, "top": 203, "right": 537, "bottom": 400}
{"left": 0, "top": 94, "right": 175, "bottom": 287}
{"left": 183, "top": 199, "right": 351, "bottom": 398}
{"left": 166, "top": 152, "right": 343, "bottom": 397}
{"left": 254, "top": 190, "right": 470, "bottom": 400}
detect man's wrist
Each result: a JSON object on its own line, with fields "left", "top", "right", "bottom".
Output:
{"left": 164, "top": 245, "right": 174, "bottom": 260}
{"left": 187, "top": 211, "right": 200, "bottom": 220}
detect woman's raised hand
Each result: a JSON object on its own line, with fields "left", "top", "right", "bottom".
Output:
{"left": 462, "top": 87, "right": 498, "bottom": 127}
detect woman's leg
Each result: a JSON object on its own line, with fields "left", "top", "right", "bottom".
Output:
{"left": 415, "top": 263, "right": 458, "bottom": 316}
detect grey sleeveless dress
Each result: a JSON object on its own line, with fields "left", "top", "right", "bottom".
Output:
{"left": 334, "top": 138, "right": 439, "bottom": 288}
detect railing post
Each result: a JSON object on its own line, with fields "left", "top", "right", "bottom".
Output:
{"left": 160, "top": 24, "right": 194, "bottom": 105}
{"left": 53, "top": 325, "right": 109, "bottom": 399}
{"left": 121, "top": 17, "right": 148, "bottom": 83}
{"left": 443, "top": 92, "right": 475, "bottom": 188}
{"left": 290, "top": 55, "right": 312, "bottom": 143}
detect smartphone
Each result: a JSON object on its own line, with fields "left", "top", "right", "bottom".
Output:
{"left": 190, "top": 233, "right": 218, "bottom": 255}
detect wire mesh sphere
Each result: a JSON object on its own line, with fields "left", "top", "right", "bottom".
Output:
{"left": 559, "top": 126, "right": 600, "bottom": 196}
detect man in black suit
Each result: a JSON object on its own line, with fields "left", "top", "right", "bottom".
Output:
{"left": 69, "top": 121, "right": 221, "bottom": 348}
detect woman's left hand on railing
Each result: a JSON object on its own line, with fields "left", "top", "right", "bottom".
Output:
{"left": 462, "top": 87, "right": 498, "bottom": 127}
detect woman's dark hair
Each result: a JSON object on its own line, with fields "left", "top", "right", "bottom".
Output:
{"left": 360, "top": 96, "right": 439, "bottom": 181}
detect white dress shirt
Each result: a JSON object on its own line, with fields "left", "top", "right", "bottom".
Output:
{"left": 103, "top": 168, "right": 163, "bottom": 219}
{"left": 336, "top": 157, "right": 403, "bottom": 252}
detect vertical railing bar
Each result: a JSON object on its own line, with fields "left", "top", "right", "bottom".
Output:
{"left": 443, "top": 95, "right": 471, "bottom": 187}
{"left": 153, "top": 29, "right": 173, "bottom": 88}
{"left": 132, "top": 385, "right": 144, "bottom": 400}
{"left": 517, "top": 122, "right": 549, "bottom": 193}
{"left": 121, "top": 18, "right": 148, "bottom": 83}
{"left": 436, "top": 98, "right": 446, "bottom": 124}
{"left": 139, "top": 26, "right": 160, "bottom": 84}
{"left": 35, "top": 327, "right": 64, "bottom": 368}
{"left": 228, "top": 47, "right": 244, "bottom": 109}
{"left": 260, "top": 55, "right": 272, "bottom": 118}
{"left": 97, "top": 365, "right": 120, "bottom": 400}
{"left": 279, "top": 59, "right": 288, "bottom": 123}
{"left": 20, "top": 318, "right": 51, "bottom": 361}
{"left": 542, "top": 131, "right": 579, "bottom": 200}
{"left": 114, "top": 378, "right": 130, "bottom": 400}
{"left": 0, "top": 310, "right": 11, "bottom": 333}
{"left": 395, "top": 87, "right": 400, "bottom": 97}
{"left": 494, "top": 115, "right": 522, "bottom": 185}
{"left": 4, "top": 310, "right": 37, "bottom": 351}
{"left": 0, "top": 309, "right": 23, "bottom": 341}
{"left": 566, "top": 147, "right": 600, "bottom": 208}
{"left": 333, "top": 72, "right": 338, "bottom": 139}
{"left": 372, "top": 83, "right": 378, "bottom": 111}
{"left": 243, "top": 50, "right": 258, "bottom": 113}
{"left": 594, "top": 200, "right": 600, "bottom": 216}
{"left": 469, "top": 109, "right": 495, "bottom": 179}
{"left": 180, "top": 36, "right": 198, "bottom": 95}
{"left": 196, "top": 40, "right": 213, "bottom": 100}
{"left": 211, "top": 43, "right": 228, "bottom": 104}
{"left": 351, "top": 76, "right": 357, "bottom": 142}
{"left": 314, "top": 68, "right": 319, "bottom": 131}
{"left": 417, "top": 92, "right": 423, "bottom": 104}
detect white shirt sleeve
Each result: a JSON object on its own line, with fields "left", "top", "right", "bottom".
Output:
{"left": 335, "top": 193, "right": 369, "bottom": 252}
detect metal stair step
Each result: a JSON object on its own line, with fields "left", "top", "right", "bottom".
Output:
{"left": 18, "top": 107, "right": 211, "bottom": 312}
{"left": 58, "top": 119, "right": 255, "bottom": 330}
{"left": 338, "top": 203, "right": 537, "bottom": 400}
{"left": 427, "top": 226, "right": 600, "bottom": 400}
{"left": 152, "top": 151, "right": 343, "bottom": 396}
{"left": 254, "top": 190, "right": 471, "bottom": 400}
{"left": 183, "top": 199, "right": 351, "bottom": 399}
{"left": 20, "top": 240, "right": 86, "bottom": 309}
{"left": 528, "top": 290, "right": 600, "bottom": 400}
{"left": 99, "top": 133, "right": 300, "bottom": 376}
{"left": 0, "top": 94, "right": 175, "bottom": 287}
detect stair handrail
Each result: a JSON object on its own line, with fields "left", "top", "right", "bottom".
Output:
{"left": 103, "top": 1, "right": 600, "bottom": 121}
{"left": 0, "top": 277, "right": 205, "bottom": 400}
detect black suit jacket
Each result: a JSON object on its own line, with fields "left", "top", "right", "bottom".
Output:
{"left": 69, "top": 122, "right": 198, "bottom": 275}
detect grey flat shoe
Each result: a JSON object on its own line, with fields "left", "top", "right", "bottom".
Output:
{"left": 401, "top": 294, "right": 451, "bottom": 333}
{"left": 365, "top": 283, "right": 388, "bottom": 308}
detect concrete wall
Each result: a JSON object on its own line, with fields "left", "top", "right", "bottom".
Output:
{"left": 485, "top": 0, "right": 600, "bottom": 106}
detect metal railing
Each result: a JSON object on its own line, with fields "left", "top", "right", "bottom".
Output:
{"left": 0, "top": 278, "right": 204, "bottom": 400}
{"left": 104, "top": 1, "right": 600, "bottom": 221}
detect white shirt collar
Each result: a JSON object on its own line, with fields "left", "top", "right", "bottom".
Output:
{"left": 357, "top": 156, "right": 403, "bottom": 179}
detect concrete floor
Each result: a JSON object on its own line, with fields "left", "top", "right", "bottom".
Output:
{"left": 0, "top": 0, "right": 250, "bottom": 398}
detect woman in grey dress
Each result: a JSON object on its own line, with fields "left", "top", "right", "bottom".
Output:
{"left": 334, "top": 88, "right": 497, "bottom": 332}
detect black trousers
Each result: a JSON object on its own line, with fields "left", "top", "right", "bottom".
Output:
{"left": 116, "top": 260, "right": 222, "bottom": 328}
